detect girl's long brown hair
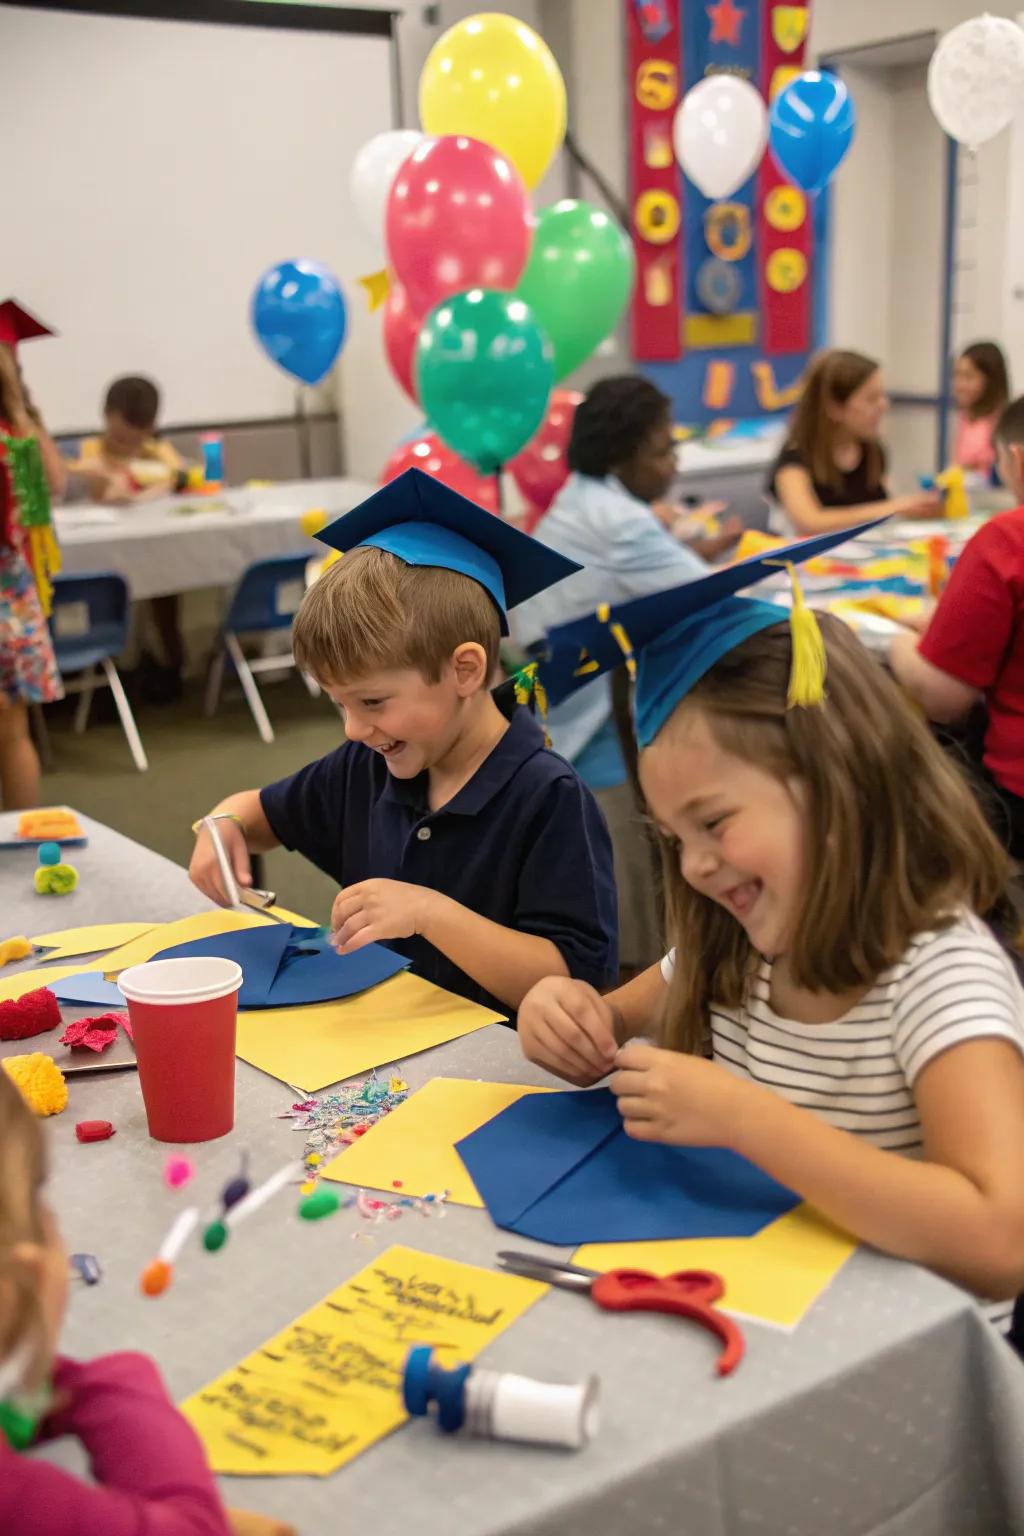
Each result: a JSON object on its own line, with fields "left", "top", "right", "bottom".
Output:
{"left": 651, "top": 617, "right": 1011, "bottom": 1055}
{"left": 0, "top": 1073, "right": 48, "bottom": 1376}
{"left": 785, "top": 349, "right": 884, "bottom": 493}
{"left": 961, "top": 341, "right": 1010, "bottom": 422}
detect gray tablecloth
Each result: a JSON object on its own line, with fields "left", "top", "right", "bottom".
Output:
{"left": 4, "top": 813, "right": 1024, "bottom": 1535}
{"left": 53, "top": 478, "right": 374, "bottom": 600}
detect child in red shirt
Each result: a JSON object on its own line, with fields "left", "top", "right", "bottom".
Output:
{"left": 0, "top": 1071, "right": 293, "bottom": 1536}
{"left": 890, "top": 395, "right": 1024, "bottom": 855}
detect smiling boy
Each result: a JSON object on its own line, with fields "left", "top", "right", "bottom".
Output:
{"left": 188, "top": 471, "right": 618, "bottom": 1017}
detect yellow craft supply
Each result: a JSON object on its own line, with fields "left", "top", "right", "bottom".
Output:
{"left": 180, "top": 1245, "right": 546, "bottom": 1477}
{"left": 321, "top": 1078, "right": 550, "bottom": 1204}
{"left": 28, "top": 922, "right": 157, "bottom": 962}
{"left": 0, "top": 937, "right": 31, "bottom": 966}
{"left": 33, "top": 863, "right": 78, "bottom": 896}
{"left": 235, "top": 972, "right": 504, "bottom": 1093}
{"left": 2, "top": 1053, "right": 68, "bottom": 1116}
{"left": 936, "top": 464, "right": 969, "bottom": 521}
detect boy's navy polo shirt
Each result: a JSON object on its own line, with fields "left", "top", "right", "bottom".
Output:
{"left": 259, "top": 698, "right": 618, "bottom": 1018}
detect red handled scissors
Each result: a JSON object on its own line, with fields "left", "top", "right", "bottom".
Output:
{"left": 496, "top": 1251, "right": 744, "bottom": 1376}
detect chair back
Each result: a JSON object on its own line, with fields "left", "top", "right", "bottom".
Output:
{"left": 49, "top": 572, "right": 130, "bottom": 672}
{"left": 225, "top": 554, "right": 311, "bottom": 634}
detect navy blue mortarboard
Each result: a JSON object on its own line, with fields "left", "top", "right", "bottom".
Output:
{"left": 539, "top": 519, "right": 887, "bottom": 747}
{"left": 316, "top": 468, "right": 581, "bottom": 635}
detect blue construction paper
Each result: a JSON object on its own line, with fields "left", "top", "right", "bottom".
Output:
{"left": 455, "top": 1088, "right": 798, "bottom": 1244}
{"left": 153, "top": 925, "right": 409, "bottom": 1009}
{"left": 49, "top": 972, "right": 125, "bottom": 1008}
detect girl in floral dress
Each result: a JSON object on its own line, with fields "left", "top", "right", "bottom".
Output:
{"left": 0, "top": 311, "right": 67, "bottom": 810}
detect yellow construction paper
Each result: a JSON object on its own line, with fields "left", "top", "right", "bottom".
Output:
{"left": 180, "top": 1244, "right": 546, "bottom": 1476}
{"left": 94, "top": 910, "right": 277, "bottom": 974}
{"left": 28, "top": 922, "right": 158, "bottom": 962}
{"left": 321, "top": 1078, "right": 549, "bottom": 1203}
{"left": 235, "top": 974, "right": 505, "bottom": 1093}
{"left": 0, "top": 964, "right": 99, "bottom": 1004}
{"left": 575, "top": 1206, "right": 857, "bottom": 1331}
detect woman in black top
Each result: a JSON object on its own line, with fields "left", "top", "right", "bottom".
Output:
{"left": 767, "top": 349, "right": 940, "bottom": 535}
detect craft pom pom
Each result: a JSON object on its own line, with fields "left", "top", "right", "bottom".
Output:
{"left": 37, "top": 841, "right": 61, "bottom": 867}
{"left": 0, "top": 986, "right": 60, "bottom": 1042}
{"left": 164, "top": 1155, "right": 196, "bottom": 1190}
{"left": 2, "top": 1053, "right": 68, "bottom": 1116}
{"left": 0, "top": 936, "right": 32, "bottom": 966}
{"left": 34, "top": 863, "right": 78, "bottom": 896}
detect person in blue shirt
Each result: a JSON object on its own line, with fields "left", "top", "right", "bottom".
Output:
{"left": 188, "top": 469, "right": 618, "bottom": 1019}
{"left": 513, "top": 376, "right": 724, "bottom": 971}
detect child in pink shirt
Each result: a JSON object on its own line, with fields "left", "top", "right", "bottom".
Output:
{"left": 953, "top": 341, "right": 1010, "bottom": 475}
{"left": 0, "top": 1072, "right": 293, "bottom": 1536}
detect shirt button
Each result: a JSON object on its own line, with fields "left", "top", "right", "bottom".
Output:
{"left": 416, "top": 826, "right": 432, "bottom": 842}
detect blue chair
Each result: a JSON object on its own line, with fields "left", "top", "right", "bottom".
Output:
{"left": 204, "top": 554, "right": 319, "bottom": 743}
{"left": 48, "top": 573, "right": 148, "bottom": 771}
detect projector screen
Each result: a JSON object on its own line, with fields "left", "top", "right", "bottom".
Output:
{"left": 1, "top": 2, "right": 395, "bottom": 432}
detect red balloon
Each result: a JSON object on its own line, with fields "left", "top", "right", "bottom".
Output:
{"left": 509, "top": 389, "right": 582, "bottom": 513}
{"left": 385, "top": 135, "right": 533, "bottom": 319}
{"left": 382, "top": 282, "right": 420, "bottom": 403}
{"left": 381, "top": 432, "right": 500, "bottom": 515}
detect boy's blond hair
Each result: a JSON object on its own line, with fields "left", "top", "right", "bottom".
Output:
{"left": 293, "top": 545, "right": 501, "bottom": 685}
{"left": 0, "top": 1072, "right": 47, "bottom": 1377}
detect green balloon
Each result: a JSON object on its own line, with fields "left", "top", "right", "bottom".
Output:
{"left": 417, "top": 289, "right": 554, "bottom": 473}
{"left": 517, "top": 200, "right": 635, "bottom": 381}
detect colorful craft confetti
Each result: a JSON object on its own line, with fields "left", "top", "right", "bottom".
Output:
{"left": 58, "top": 1011, "right": 130, "bottom": 1054}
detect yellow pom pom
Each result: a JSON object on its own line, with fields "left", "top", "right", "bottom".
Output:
{"left": 2, "top": 1053, "right": 68, "bottom": 1116}
{"left": 0, "top": 936, "right": 32, "bottom": 966}
{"left": 34, "top": 864, "right": 78, "bottom": 896}
{"left": 785, "top": 563, "right": 827, "bottom": 709}
{"left": 300, "top": 507, "right": 327, "bottom": 537}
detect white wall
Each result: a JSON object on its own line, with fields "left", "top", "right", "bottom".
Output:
{"left": 828, "top": 67, "right": 895, "bottom": 367}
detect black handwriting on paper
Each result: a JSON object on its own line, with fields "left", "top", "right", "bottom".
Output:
{"left": 199, "top": 1377, "right": 356, "bottom": 1457}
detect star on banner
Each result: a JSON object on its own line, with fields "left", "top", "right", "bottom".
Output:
{"left": 707, "top": 0, "right": 744, "bottom": 46}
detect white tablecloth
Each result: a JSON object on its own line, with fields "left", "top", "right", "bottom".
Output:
{"left": 53, "top": 477, "right": 375, "bottom": 600}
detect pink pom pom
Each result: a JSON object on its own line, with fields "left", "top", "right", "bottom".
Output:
{"left": 163, "top": 1155, "right": 195, "bottom": 1190}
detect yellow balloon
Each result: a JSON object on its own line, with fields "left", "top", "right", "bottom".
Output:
{"left": 419, "top": 13, "right": 567, "bottom": 190}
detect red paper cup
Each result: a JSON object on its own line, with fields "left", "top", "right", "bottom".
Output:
{"left": 118, "top": 957, "right": 243, "bottom": 1143}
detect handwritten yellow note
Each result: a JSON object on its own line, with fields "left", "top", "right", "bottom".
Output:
{"left": 575, "top": 1207, "right": 857, "bottom": 1331}
{"left": 28, "top": 922, "right": 158, "bottom": 962}
{"left": 180, "top": 1245, "right": 546, "bottom": 1476}
{"left": 321, "top": 1078, "right": 548, "bottom": 1204}
{"left": 235, "top": 976, "right": 505, "bottom": 1093}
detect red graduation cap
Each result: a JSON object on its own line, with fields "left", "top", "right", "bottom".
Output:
{"left": 0, "top": 300, "right": 55, "bottom": 350}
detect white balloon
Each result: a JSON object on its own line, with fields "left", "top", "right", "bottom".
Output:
{"left": 928, "top": 15, "right": 1024, "bottom": 151}
{"left": 349, "top": 130, "right": 426, "bottom": 255}
{"left": 673, "top": 75, "right": 769, "bottom": 201}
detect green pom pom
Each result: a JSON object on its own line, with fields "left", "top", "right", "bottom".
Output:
{"left": 203, "top": 1220, "right": 228, "bottom": 1252}
{"left": 299, "top": 1189, "right": 340, "bottom": 1222}
{"left": 33, "top": 863, "right": 78, "bottom": 896}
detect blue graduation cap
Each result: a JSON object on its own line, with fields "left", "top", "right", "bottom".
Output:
{"left": 317, "top": 468, "right": 581, "bottom": 635}
{"left": 539, "top": 519, "right": 887, "bottom": 747}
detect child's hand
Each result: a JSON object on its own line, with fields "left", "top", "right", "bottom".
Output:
{"left": 611, "top": 1042, "right": 753, "bottom": 1146}
{"left": 226, "top": 1510, "right": 297, "bottom": 1536}
{"left": 189, "top": 820, "right": 252, "bottom": 906}
{"left": 518, "top": 976, "right": 619, "bottom": 1085}
{"left": 331, "top": 878, "right": 435, "bottom": 953}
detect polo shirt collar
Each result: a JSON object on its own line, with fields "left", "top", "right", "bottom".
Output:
{"left": 381, "top": 695, "right": 546, "bottom": 819}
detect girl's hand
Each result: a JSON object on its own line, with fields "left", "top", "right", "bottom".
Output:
{"left": 893, "top": 491, "right": 942, "bottom": 519}
{"left": 610, "top": 1043, "right": 753, "bottom": 1145}
{"left": 517, "top": 976, "right": 618, "bottom": 1085}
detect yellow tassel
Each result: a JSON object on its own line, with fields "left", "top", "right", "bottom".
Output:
{"left": 597, "top": 603, "right": 637, "bottom": 681}
{"left": 785, "top": 561, "right": 827, "bottom": 708}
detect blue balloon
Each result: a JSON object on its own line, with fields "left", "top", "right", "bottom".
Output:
{"left": 251, "top": 260, "right": 347, "bottom": 385}
{"left": 769, "top": 71, "right": 856, "bottom": 194}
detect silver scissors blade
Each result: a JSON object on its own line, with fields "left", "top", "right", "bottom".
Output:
{"left": 496, "top": 1250, "right": 599, "bottom": 1292}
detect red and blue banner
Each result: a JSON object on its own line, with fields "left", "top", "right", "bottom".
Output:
{"left": 626, "top": 0, "right": 819, "bottom": 424}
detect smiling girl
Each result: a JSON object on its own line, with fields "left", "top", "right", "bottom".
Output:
{"left": 519, "top": 569, "right": 1024, "bottom": 1315}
